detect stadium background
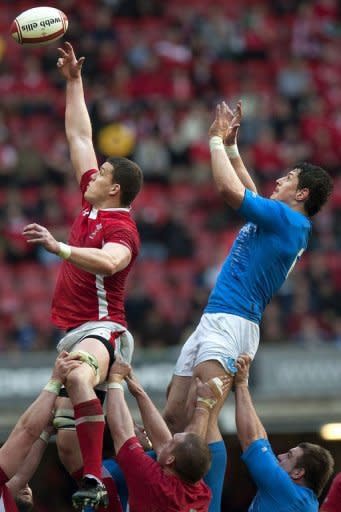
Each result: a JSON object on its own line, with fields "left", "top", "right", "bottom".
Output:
{"left": 0, "top": 0, "right": 340, "bottom": 510}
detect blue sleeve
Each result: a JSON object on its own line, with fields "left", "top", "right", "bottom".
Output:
{"left": 242, "top": 439, "right": 299, "bottom": 502}
{"left": 103, "top": 458, "right": 128, "bottom": 510}
{"left": 238, "top": 189, "right": 287, "bottom": 232}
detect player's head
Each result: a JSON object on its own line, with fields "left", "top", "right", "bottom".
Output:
{"left": 157, "top": 432, "right": 211, "bottom": 483}
{"left": 277, "top": 442, "right": 334, "bottom": 497}
{"left": 270, "top": 163, "right": 333, "bottom": 217}
{"left": 15, "top": 484, "right": 34, "bottom": 511}
{"left": 84, "top": 157, "right": 143, "bottom": 207}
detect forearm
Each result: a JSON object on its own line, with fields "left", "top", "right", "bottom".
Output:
{"left": 6, "top": 438, "right": 48, "bottom": 495}
{"left": 185, "top": 406, "right": 210, "bottom": 439}
{"left": 135, "top": 391, "right": 172, "bottom": 452}
{"left": 107, "top": 389, "right": 135, "bottom": 453}
{"left": 210, "top": 138, "right": 245, "bottom": 209}
{"left": 59, "top": 245, "right": 121, "bottom": 276}
{"left": 66, "top": 78, "right": 92, "bottom": 140}
{"left": 229, "top": 155, "right": 257, "bottom": 193}
{"left": 235, "top": 385, "right": 267, "bottom": 451}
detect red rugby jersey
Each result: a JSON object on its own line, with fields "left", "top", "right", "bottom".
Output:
{"left": 0, "top": 467, "right": 18, "bottom": 512}
{"left": 321, "top": 472, "right": 341, "bottom": 512}
{"left": 116, "top": 437, "right": 211, "bottom": 512}
{"left": 51, "top": 170, "right": 140, "bottom": 331}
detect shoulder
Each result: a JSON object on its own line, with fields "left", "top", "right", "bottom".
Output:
{"left": 241, "top": 438, "right": 272, "bottom": 461}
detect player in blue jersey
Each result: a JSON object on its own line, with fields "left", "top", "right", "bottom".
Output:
{"left": 235, "top": 354, "right": 334, "bottom": 511}
{"left": 163, "top": 100, "right": 333, "bottom": 510}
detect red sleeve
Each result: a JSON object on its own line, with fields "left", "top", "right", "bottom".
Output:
{"left": 80, "top": 169, "right": 98, "bottom": 208}
{"left": 321, "top": 473, "right": 341, "bottom": 512}
{"left": 116, "top": 437, "right": 164, "bottom": 503}
{"left": 0, "top": 466, "right": 8, "bottom": 486}
{"left": 103, "top": 224, "right": 139, "bottom": 256}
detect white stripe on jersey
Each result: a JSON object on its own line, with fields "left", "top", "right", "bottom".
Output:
{"left": 0, "top": 494, "right": 5, "bottom": 512}
{"left": 96, "top": 274, "right": 109, "bottom": 318}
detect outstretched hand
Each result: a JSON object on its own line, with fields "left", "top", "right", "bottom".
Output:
{"left": 235, "top": 353, "right": 252, "bottom": 387}
{"left": 22, "top": 223, "right": 60, "bottom": 254}
{"left": 208, "top": 100, "right": 241, "bottom": 141}
{"left": 125, "top": 372, "right": 144, "bottom": 397}
{"left": 224, "top": 100, "right": 242, "bottom": 146}
{"left": 51, "top": 351, "right": 83, "bottom": 383}
{"left": 57, "top": 41, "right": 85, "bottom": 80}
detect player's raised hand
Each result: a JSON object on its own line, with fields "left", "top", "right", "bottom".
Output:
{"left": 57, "top": 41, "right": 85, "bottom": 80}
{"left": 52, "top": 351, "right": 83, "bottom": 383}
{"left": 224, "top": 100, "right": 242, "bottom": 146}
{"left": 209, "top": 103, "right": 229, "bottom": 139}
{"left": 109, "top": 356, "right": 132, "bottom": 382}
{"left": 125, "top": 372, "right": 144, "bottom": 397}
{"left": 22, "top": 223, "right": 60, "bottom": 255}
{"left": 196, "top": 375, "right": 231, "bottom": 402}
{"left": 235, "top": 353, "right": 252, "bottom": 387}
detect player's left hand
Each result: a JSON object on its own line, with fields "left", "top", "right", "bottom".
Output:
{"left": 196, "top": 375, "right": 231, "bottom": 402}
{"left": 109, "top": 356, "right": 131, "bottom": 382}
{"left": 224, "top": 100, "right": 242, "bottom": 146}
{"left": 22, "top": 223, "right": 60, "bottom": 254}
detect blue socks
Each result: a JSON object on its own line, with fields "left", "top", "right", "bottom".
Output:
{"left": 204, "top": 440, "right": 227, "bottom": 512}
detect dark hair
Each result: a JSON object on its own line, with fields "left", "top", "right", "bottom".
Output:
{"left": 296, "top": 442, "right": 334, "bottom": 497}
{"left": 296, "top": 162, "right": 333, "bottom": 217}
{"left": 172, "top": 433, "right": 211, "bottom": 484}
{"left": 106, "top": 157, "right": 143, "bottom": 207}
{"left": 15, "top": 498, "right": 34, "bottom": 512}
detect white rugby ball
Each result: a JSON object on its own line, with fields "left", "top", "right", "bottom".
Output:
{"left": 11, "top": 6, "right": 68, "bottom": 46}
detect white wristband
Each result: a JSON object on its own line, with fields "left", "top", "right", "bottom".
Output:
{"left": 108, "top": 382, "right": 124, "bottom": 391}
{"left": 209, "top": 136, "right": 225, "bottom": 153}
{"left": 225, "top": 144, "right": 240, "bottom": 158}
{"left": 39, "top": 430, "right": 51, "bottom": 444}
{"left": 58, "top": 242, "right": 72, "bottom": 260}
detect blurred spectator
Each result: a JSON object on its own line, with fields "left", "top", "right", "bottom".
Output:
{"left": 0, "top": 0, "right": 340, "bottom": 351}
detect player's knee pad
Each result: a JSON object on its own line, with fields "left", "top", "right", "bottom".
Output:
{"left": 69, "top": 349, "right": 100, "bottom": 385}
{"left": 53, "top": 408, "right": 76, "bottom": 430}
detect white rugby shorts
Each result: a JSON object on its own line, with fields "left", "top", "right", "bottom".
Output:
{"left": 57, "top": 320, "right": 134, "bottom": 365}
{"left": 174, "top": 313, "right": 259, "bottom": 376}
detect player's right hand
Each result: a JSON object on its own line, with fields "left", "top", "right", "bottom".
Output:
{"left": 235, "top": 353, "right": 252, "bottom": 387}
{"left": 52, "top": 351, "right": 83, "bottom": 383}
{"left": 57, "top": 41, "right": 85, "bottom": 80}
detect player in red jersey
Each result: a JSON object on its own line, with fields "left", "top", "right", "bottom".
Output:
{"left": 321, "top": 472, "right": 341, "bottom": 512}
{"left": 105, "top": 357, "right": 231, "bottom": 512}
{"left": 23, "top": 42, "right": 143, "bottom": 509}
{"left": 0, "top": 352, "right": 81, "bottom": 512}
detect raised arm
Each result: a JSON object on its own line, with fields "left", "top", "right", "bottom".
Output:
{"left": 223, "top": 101, "right": 257, "bottom": 194}
{"left": 234, "top": 354, "right": 267, "bottom": 452}
{"left": 186, "top": 376, "right": 231, "bottom": 438}
{"left": 57, "top": 42, "right": 98, "bottom": 183}
{"left": 0, "top": 353, "right": 81, "bottom": 480}
{"left": 209, "top": 103, "right": 246, "bottom": 210}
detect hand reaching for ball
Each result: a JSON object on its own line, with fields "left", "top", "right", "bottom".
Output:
{"left": 57, "top": 42, "right": 85, "bottom": 80}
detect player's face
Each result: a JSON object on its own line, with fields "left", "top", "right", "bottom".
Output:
{"left": 277, "top": 446, "right": 304, "bottom": 475}
{"left": 15, "top": 484, "right": 33, "bottom": 510}
{"left": 84, "top": 162, "right": 118, "bottom": 205}
{"left": 270, "top": 169, "right": 300, "bottom": 203}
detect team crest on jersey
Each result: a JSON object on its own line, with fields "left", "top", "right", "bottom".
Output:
{"left": 89, "top": 223, "right": 103, "bottom": 239}
{"left": 82, "top": 208, "right": 90, "bottom": 216}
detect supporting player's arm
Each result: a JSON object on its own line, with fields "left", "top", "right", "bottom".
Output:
{"left": 234, "top": 354, "right": 267, "bottom": 452}
{"left": 22, "top": 223, "right": 132, "bottom": 276}
{"left": 0, "top": 352, "right": 82, "bottom": 480}
{"left": 185, "top": 376, "right": 231, "bottom": 438}
{"left": 223, "top": 101, "right": 257, "bottom": 194}
{"left": 124, "top": 370, "right": 172, "bottom": 454}
{"left": 57, "top": 42, "right": 98, "bottom": 183}
{"left": 209, "top": 103, "right": 246, "bottom": 210}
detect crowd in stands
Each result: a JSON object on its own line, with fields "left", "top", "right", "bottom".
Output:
{"left": 0, "top": 0, "right": 340, "bottom": 352}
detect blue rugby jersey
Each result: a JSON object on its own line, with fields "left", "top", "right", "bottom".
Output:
{"left": 205, "top": 189, "right": 311, "bottom": 323}
{"left": 242, "top": 439, "right": 318, "bottom": 512}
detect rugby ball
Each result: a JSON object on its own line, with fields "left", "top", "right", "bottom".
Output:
{"left": 11, "top": 6, "right": 68, "bottom": 46}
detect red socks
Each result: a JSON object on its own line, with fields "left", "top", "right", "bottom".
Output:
{"left": 74, "top": 398, "right": 105, "bottom": 481}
